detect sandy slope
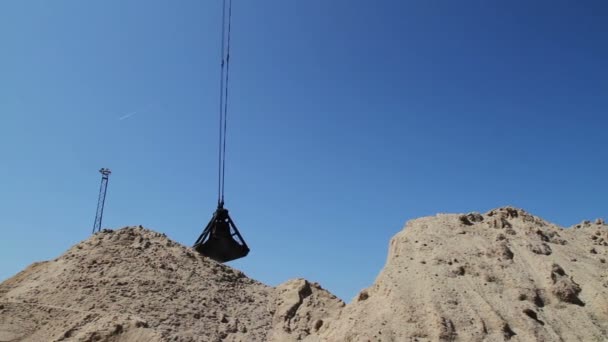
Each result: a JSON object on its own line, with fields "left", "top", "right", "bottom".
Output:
{"left": 0, "top": 227, "right": 342, "bottom": 341}
{"left": 1, "top": 207, "right": 606, "bottom": 341}
{"left": 321, "top": 207, "right": 608, "bottom": 341}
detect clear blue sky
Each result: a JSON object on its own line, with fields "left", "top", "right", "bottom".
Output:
{"left": 1, "top": 0, "right": 606, "bottom": 301}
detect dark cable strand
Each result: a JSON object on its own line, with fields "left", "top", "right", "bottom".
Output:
{"left": 217, "top": 0, "right": 227, "bottom": 205}
{"left": 220, "top": 0, "right": 233, "bottom": 202}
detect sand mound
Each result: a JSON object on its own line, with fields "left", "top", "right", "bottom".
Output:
{"left": 0, "top": 227, "right": 343, "bottom": 341}
{"left": 269, "top": 279, "right": 344, "bottom": 341}
{"left": 321, "top": 207, "right": 608, "bottom": 341}
{"left": 2, "top": 207, "right": 607, "bottom": 341}
{"left": 0, "top": 227, "right": 270, "bottom": 341}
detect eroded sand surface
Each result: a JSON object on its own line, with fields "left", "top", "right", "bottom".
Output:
{"left": 322, "top": 207, "right": 608, "bottom": 341}
{"left": 1, "top": 207, "right": 606, "bottom": 341}
{"left": 0, "top": 228, "right": 341, "bottom": 341}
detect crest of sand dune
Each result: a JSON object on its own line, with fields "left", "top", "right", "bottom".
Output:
{"left": 321, "top": 207, "right": 608, "bottom": 341}
{"left": 1, "top": 207, "right": 607, "bottom": 341}
{"left": 0, "top": 227, "right": 342, "bottom": 342}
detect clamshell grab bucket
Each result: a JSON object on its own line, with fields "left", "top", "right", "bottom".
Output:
{"left": 193, "top": 206, "right": 249, "bottom": 262}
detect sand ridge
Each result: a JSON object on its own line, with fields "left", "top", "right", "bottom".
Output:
{"left": 321, "top": 207, "right": 608, "bottom": 341}
{"left": 1, "top": 207, "right": 607, "bottom": 341}
{"left": 0, "top": 227, "right": 342, "bottom": 341}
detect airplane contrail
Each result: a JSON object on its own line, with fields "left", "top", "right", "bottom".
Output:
{"left": 118, "top": 110, "right": 138, "bottom": 121}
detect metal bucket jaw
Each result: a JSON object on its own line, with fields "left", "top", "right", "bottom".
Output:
{"left": 193, "top": 206, "right": 249, "bottom": 262}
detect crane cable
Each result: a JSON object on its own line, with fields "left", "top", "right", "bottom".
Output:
{"left": 217, "top": 0, "right": 233, "bottom": 206}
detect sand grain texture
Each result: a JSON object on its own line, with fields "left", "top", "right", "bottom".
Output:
{"left": 0, "top": 228, "right": 276, "bottom": 341}
{"left": 2, "top": 207, "right": 607, "bottom": 341}
{"left": 321, "top": 207, "right": 608, "bottom": 341}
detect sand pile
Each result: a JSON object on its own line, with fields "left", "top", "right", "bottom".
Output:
{"left": 0, "top": 227, "right": 342, "bottom": 341}
{"left": 2, "top": 207, "right": 607, "bottom": 341}
{"left": 321, "top": 207, "right": 608, "bottom": 341}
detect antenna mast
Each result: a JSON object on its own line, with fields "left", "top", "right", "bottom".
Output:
{"left": 92, "top": 168, "right": 112, "bottom": 233}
